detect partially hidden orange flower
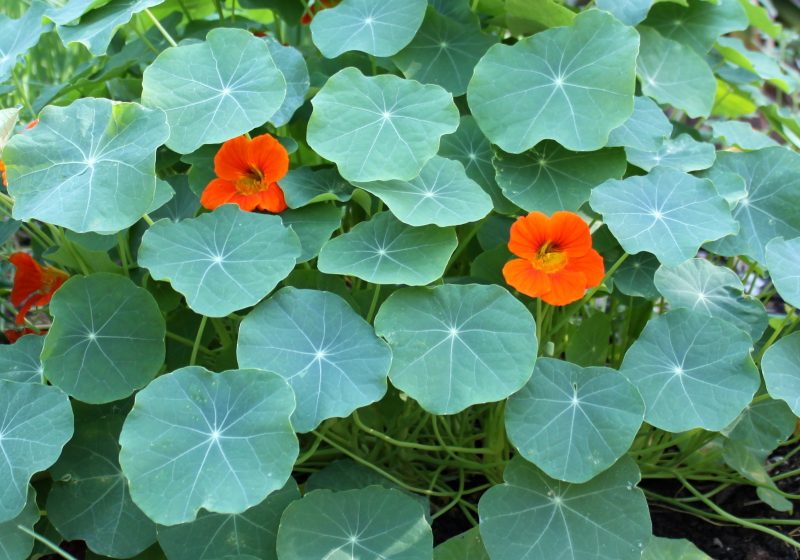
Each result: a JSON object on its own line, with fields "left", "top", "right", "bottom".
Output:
{"left": 200, "top": 134, "right": 289, "bottom": 213}
{"left": 1, "top": 119, "right": 38, "bottom": 189}
{"left": 9, "top": 252, "right": 69, "bottom": 325}
{"left": 301, "top": 0, "right": 339, "bottom": 24}
{"left": 3, "top": 328, "right": 44, "bottom": 343}
{"left": 502, "top": 211, "right": 605, "bottom": 306}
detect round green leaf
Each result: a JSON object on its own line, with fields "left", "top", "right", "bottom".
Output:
{"left": 654, "top": 258, "right": 768, "bottom": 340}
{"left": 141, "top": 28, "right": 287, "bottom": 154}
{"left": 281, "top": 167, "right": 354, "bottom": 209}
{"left": 139, "top": 204, "right": 301, "bottom": 318}
{"left": 607, "top": 96, "right": 672, "bottom": 153}
{"left": 636, "top": 26, "right": 716, "bottom": 119}
{"left": 710, "top": 120, "right": 778, "bottom": 151}
{"left": 119, "top": 366, "right": 298, "bottom": 526}
{"left": 5, "top": 98, "right": 169, "bottom": 234}
{"left": 467, "top": 10, "right": 639, "bottom": 153}
{"left": 0, "top": 335, "right": 44, "bottom": 384}
{"left": 237, "top": 287, "right": 392, "bottom": 433}
{"left": 0, "top": 486, "right": 39, "bottom": 560}
{"left": 157, "top": 479, "right": 299, "bottom": 560}
{"left": 439, "top": 116, "right": 513, "bottom": 213}
{"left": 625, "top": 134, "right": 716, "bottom": 172}
{"left": 723, "top": 396, "right": 796, "bottom": 460}
{"left": 766, "top": 237, "right": 800, "bottom": 308}
{"left": 478, "top": 456, "right": 651, "bottom": 560}
{"left": 374, "top": 284, "right": 537, "bottom": 414}
{"left": 614, "top": 253, "right": 660, "bottom": 299}
{"left": 589, "top": 167, "right": 737, "bottom": 266}
{"left": 47, "top": 402, "right": 157, "bottom": 558}
{"left": 434, "top": 528, "right": 489, "bottom": 560}
{"left": 642, "top": 537, "right": 710, "bottom": 560}
{"left": 0, "top": 380, "right": 73, "bottom": 522}
{"left": 506, "top": 358, "right": 644, "bottom": 484}
{"left": 705, "top": 149, "right": 800, "bottom": 264}
{"left": 317, "top": 212, "right": 457, "bottom": 285}
{"left": 494, "top": 142, "right": 626, "bottom": 214}
{"left": 42, "top": 273, "right": 166, "bottom": 404}
{"left": 0, "top": 1, "right": 48, "bottom": 83}
{"left": 596, "top": 0, "right": 652, "bottom": 26}
{"left": 310, "top": 0, "right": 427, "bottom": 58}
{"left": 354, "top": 156, "right": 493, "bottom": 227}
{"left": 762, "top": 332, "right": 800, "bottom": 417}
{"left": 644, "top": 0, "right": 747, "bottom": 54}
{"left": 392, "top": 7, "right": 497, "bottom": 96}
{"left": 276, "top": 487, "right": 433, "bottom": 560}
{"left": 280, "top": 204, "right": 342, "bottom": 263}
{"left": 620, "top": 309, "right": 759, "bottom": 432}
{"left": 263, "top": 37, "right": 309, "bottom": 127}
{"left": 307, "top": 67, "right": 459, "bottom": 182}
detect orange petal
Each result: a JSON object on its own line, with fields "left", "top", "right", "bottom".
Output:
{"left": 249, "top": 134, "right": 289, "bottom": 185}
{"left": 541, "top": 269, "right": 587, "bottom": 306}
{"left": 503, "top": 258, "right": 552, "bottom": 298}
{"left": 214, "top": 136, "right": 252, "bottom": 181}
{"left": 0, "top": 160, "right": 7, "bottom": 188}
{"left": 201, "top": 179, "right": 239, "bottom": 210}
{"left": 508, "top": 212, "right": 550, "bottom": 260}
{"left": 9, "top": 253, "right": 43, "bottom": 308}
{"left": 566, "top": 249, "right": 605, "bottom": 288}
{"left": 256, "top": 183, "right": 288, "bottom": 213}
{"left": 549, "top": 211, "right": 592, "bottom": 258}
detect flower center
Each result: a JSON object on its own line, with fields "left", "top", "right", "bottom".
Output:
{"left": 234, "top": 167, "right": 268, "bottom": 195}
{"left": 532, "top": 241, "right": 568, "bottom": 273}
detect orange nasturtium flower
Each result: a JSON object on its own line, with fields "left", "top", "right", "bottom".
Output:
{"left": 301, "top": 0, "right": 340, "bottom": 24}
{"left": 9, "top": 252, "right": 69, "bottom": 325}
{"left": 3, "top": 328, "right": 43, "bottom": 343}
{"left": 503, "top": 211, "right": 605, "bottom": 306}
{"left": 200, "top": 134, "right": 289, "bottom": 213}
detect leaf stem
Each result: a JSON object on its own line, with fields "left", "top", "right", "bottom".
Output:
{"left": 15, "top": 526, "right": 79, "bottom": 560}
{"left": 144, "top": 8, "right": 178, "bottom": 48}
{"left": 190, "top": 315, "right": 208, "bottom": 366}
{"left": 366, "top": 284, "right": 381, "bottom": 323}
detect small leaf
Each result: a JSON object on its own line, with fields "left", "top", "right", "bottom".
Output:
{"left": 654, "top": 258, "right": 768, "bottom": 340}
{"left": 625, "top": 134, "right": 716, "bottom": 172}
{"left": 276, "top": 487, "right": 433, "bottom": 560}
{"left": 237, "top": 287, "right": 392, "bottom": 433}
{"left": 310, "top": 0, "right": 428, "bottom": 58}
{"left": 0, "top": 486, "right": 39, "bottom": 560}
{"left": 0, "top": 334, "right": 44, "bottom": 384}
{"left": 42, "top": 273, "right": 166, "bottom": 404}
{"left": 374, "top": 284, "right": 537, "bottom": 414}
{"left": 590, "top": 167, "right": 737, "bottom": 266}
{"left": 0, "top": 1, "right": 49, "bottom": 83}
{"left": 263, "top": 37, "right": 310, "bottom": 127}
{"left": 307, "top": 67, "right": 459, "bottom": 182}
{"left": 281, "top": 167, "right": 354, "bottom": 209}
{"left": 506, "top": 358, "right": 644, "bottom": 483}
{"left": 47, "top": 402, "right": 157, "bottom": 558}
{"left": 354, "top": 156, "right": 493, "bottom": 227}
{"left": 5, "top": 98, "right": 169, "bottom": 234}
{"left": 141, "top": 28, "right": 286, "bottom": 154}
{"left": 281, "top": 204, "right": 341, "bottom": 263}
{"left": 156, "top": 479, "right": 299, "bottom": 560}
{"left": 392, "top": 7, "right": 497, "bottom": 96}
{"left": 565, "top": 313, "right": 612, "bottom": 367}
{"left": 0, "top": 380, "right": 73, "bottom": 522}
{"left": 710, "top": 120, "right": 778, "bottom": 150}
{"left": 434, "top": 528, "right": 489, "bottom": 560}
{"left": 765, "top": 237, "right": 800, "bottom": 309}
{"left": 317, "top": 212, "right": 457, "bottom": 285}
{"left": 478, "top": 456, "right": 651, "bottom": 560}
{"left": 644, "top": 0, "right": 747, "bottom": 54}
{"left": 642, "top": 537, "right": 710, "bottom": 560}
{"left": 596, "top": 0, "right": 653, "bottom": 25}
{"left": 119, "top": 366, "right": 298, "bottom": 526}
{"left": 637, "top": 26, "right": 716, "bottom": 118}
{"left": 494, "top": 142, "right": 626, "bottom": 214}
{"left": 762, "top": 332, "right": 800, "bottom": 417}
{"left": 614, "top": 253, "right": 660, "bottom": 299}
{"left": 139, "top": 204, "right": 301, "bottom": 318}
{"left": 467, "top": 10, "right": 639, "bottom": 153}
{"left": 620, "top": 309, "right": 759, "bottom": 432}
{"left": 724, "top": 396, "right": 796, "bottom": 461}
{"left": 607, "top": 96, "right": 672, "bottom": 152}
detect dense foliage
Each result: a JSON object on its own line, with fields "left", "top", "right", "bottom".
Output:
{"left": 1, "top": 0, "right": 800, "bottom": 558}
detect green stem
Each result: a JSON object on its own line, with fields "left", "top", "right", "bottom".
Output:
{"left": 445, "top": 216, "right": 488, "bottom": 276}
{"left": 117, "top": 232, "right": 130, "bottom": 276}
{"left": 144, "top": 8, "right": 178, "bottom": 47}
{"left": 15, "top": 526, "right": 79, "bottom": 560}
{"left": 756, "top": 312, "right": 796, "bottom": 363}
{"left": 190, "top": 316, "right": 208, "bottom": 366}
{"left": 366, "top": 284, "right": 381, "bottom": 323}
{"left": 166, "top": 331, "right": 214, "bottom": 354}
{"left": 142, "top": 213, "right": 155, "bottom": 226}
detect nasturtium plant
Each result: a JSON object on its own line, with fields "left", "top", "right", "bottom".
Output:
{"left": 2, "top": 0, "right": 800, "bottom": 557}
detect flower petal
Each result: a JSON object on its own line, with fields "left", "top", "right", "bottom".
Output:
{"left": 256, "top": 183, "right": 288, "bottom": 213}
{"left": 201, "top": 178, "right": 239, "bottom": 210}
{"left": 549, "top": 211, "right": 592, "bottom": 257}
{"left": 503, "top": 258, "right": 552, "bottom": 298}
{"left": 508, "top": 212, "right": 550, "bottom": 260}
{"left": 214, "top": 135, "right": 252, "bottom": 181}
{"left": 249, "top": 134, "right": 289, "bottom": 185}
{"left": 541, "top": 269, "right": 587, "bottom": 306}
{"left": 9, "top": 253, "right": 43, "bottom": 308}
{"left": 566, "top": 248, "right": 605, "bottom": 288}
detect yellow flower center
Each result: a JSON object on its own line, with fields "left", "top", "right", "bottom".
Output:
{"left": 532, "top": 241, "right": 568, "bottom": 273}
{"left": 234, "top": 166, "right": 267, "bottom": 195}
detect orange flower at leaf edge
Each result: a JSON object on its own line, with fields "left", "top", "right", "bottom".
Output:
{"left": 200, "top": 134, "right": 289, "bottom": 213}
{"left": 503, "top": 211, "right": 604, "bottom": 306}
{"left": 9, "top": 253, "right": 69, "bottom": 324}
